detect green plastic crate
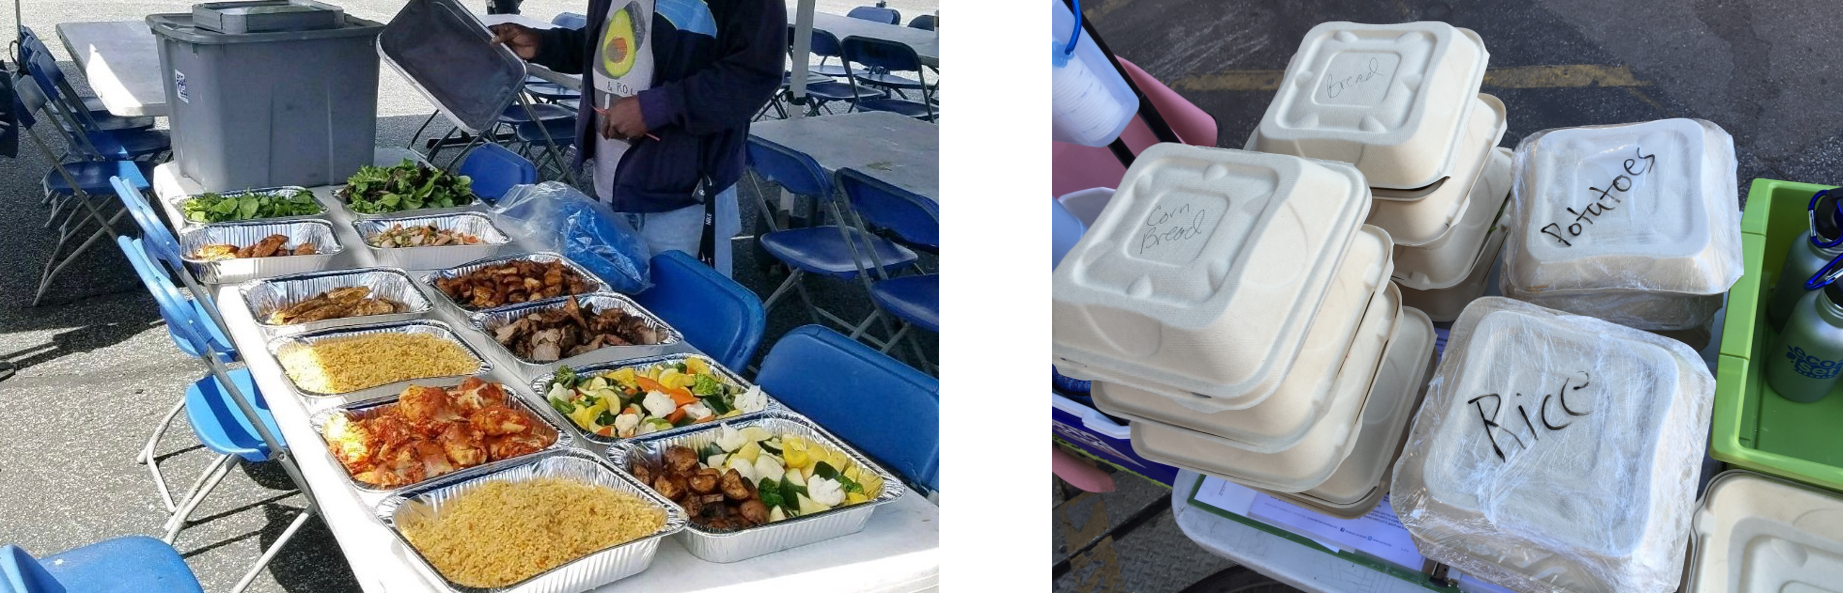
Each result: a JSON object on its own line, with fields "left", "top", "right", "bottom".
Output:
{"left": 1713, "top": 178, "right": 1843, "bottom": 492}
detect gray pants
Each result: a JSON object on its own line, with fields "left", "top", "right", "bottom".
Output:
{"left": 620, "top": 185, "right": 742, "bottom": 279}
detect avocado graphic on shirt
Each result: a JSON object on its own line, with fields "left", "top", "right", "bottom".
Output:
{"left": 598, "top": 2, "right": 647, "bottom": 79}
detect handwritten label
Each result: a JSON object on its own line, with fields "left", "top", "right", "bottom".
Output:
{"left": 1467, "top": 371, "right": 1594, "bottom": 462}
{"left": 1539, "top": 146, "right": 1657, "bottom": 247}
{"left": 1317, "top": 52, "right": 1399, "bottom": 107}
{"left": 1132, "top": 191, "right": 1222, "bottom": 264}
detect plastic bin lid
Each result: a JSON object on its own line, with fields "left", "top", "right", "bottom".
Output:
{"left": 1503, "top": 118, "right": 1744, "bottom": 298}
{"left": 1130, "top": 283, "right": 1404, "bottom": 494}
{"left": 377, "top": 0, "right": 527, "bottom": 135}
{"left": 1389, "top": 297, "right": 1714, "bottom": 593}
{"left": 1251, "top": 22, "right": 1489, "bottom": 190}
{"left": 1089, "top": 224, "right": 1395, "bottom": 452}
{"left": 147, "top": 11, "right": 381, "bottom": 44}
{"left": 1688, "top": 470, "right": 1843, "bottom": 593}
{"left": 1052, "top": 145, "right": 1372, "bottom": 409}
{"left": 1367, "top": 94, "right": 1506, "bottom": 247}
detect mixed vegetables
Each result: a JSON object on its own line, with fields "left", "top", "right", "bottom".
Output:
{"left": 180, "top": 188, "right": 322, "bottom": 223}
{"left": 633, "top": 424, "right": 883, "bottom": 530}
{"left": 338, "top": 160, "right": 475, "bottom": 215}
{"left": 545, "top": 357, "right": 767, "bottom": 439}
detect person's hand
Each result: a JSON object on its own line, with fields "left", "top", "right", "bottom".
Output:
{"left": 596, "top": 96, "right": 650, "bottom": 140}
{"left": 488, "top": 23, "right": 541, "bottom": 60}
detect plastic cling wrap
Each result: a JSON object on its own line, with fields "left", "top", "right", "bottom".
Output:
{"left": 1389, "top": 297, "right": 1714, "bottom": 593}
{"left": 494, "top": 182, "right": 651, "bottom": 294}
{"left": 1501, "top": 119, "right": 1742, "bottom": 330}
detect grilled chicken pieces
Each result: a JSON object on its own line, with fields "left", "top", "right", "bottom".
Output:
{"left": 194, "top": 234, "right": 319, "bottom": 261}
{"left": 321, "top": 378, "right": 554, "bottom": 487}
{"left": 266, "top": 286, "right": 408, "bottom": 325}
{"left": 492, "top": 295, "right": 664, "bottom": 362}
{"left": 432, "top": 259, "right": 593, "bottom": 310}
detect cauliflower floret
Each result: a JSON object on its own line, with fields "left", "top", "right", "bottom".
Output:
{"left": 547, "top": 382, "right": 574, "bottom": 402}
{"left": 642, "top": 391, "right": 677, "bottom": 418}
{"left": 613, "top": 413, "right": 640, "bottom": 438}
{"left": 683, "top": 402, "right": 714, "bottom": 422}
{"left": 807, "top": 476, "right": 845, "bottom": 507}
{"left": 715, "top": 424, "right": 747, "bottom": 451}
{"left": 733, "top": 385, "right": 767, "bottom": 412}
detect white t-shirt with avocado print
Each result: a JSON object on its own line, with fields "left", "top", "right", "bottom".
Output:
{"left": 590, "top": 0, "right": 655, "bottom": 203}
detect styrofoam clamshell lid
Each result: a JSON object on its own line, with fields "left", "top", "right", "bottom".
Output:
{"left": 1688, "top": 470, "right": 1843, "bottom": 593}
{"left": 1090, "top": 225, "right": 1395, "bottom": 452}
{"left": 1052, "top": 145, "right": 1372, "bottom": 409}
{"left": 1503, "top": 118, "right": 1743, "bottom": 298}
{"left": 1252, "top": 21, "right": 1489, "bottom": 190}
{"left": 1395, "top": 146, "right": 1512, "bottom": 289}
{"left": 1390, "top": 297, "right": 1715, "bottom": 593}
{"left": 1129, "top": 283, "right": 1404, "bottom": 494}
{"left": 1368, "top": 94, "right": 1506, "bottom": 247}
{"left": 1401, "top": 224, "right": 1506, "bottom": 323}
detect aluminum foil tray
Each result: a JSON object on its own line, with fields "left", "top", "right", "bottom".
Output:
{"left": 268, "top": 319, "right": 491, "bottom": 399}
{"left": 309, "top": 376, "right": 572, "bottom": 493}
{"left": 530, "top": 353, "right": 778, "bottom": 446}
{"left": 422, "top": 252, "right": 612, "bottom": 314}
{"left": 607, "top": 410, "right": 905, "bottom": 563}
{"left": 240, "top": 267, "right": 433, "bottom": 334}
{"left": 471, "top": 293, "right": 685, "bottom": 379}
{"left": 168, "top": 185, "right": 325, "bottom": 229}
{"left": 354, "top": 212, "right": 510, "bottom": 271}
{"left": 179, "top": 219, "right": 344, "bottom": 283}
{"left": 376, "top": 450, "right": 686, "bottom": 593}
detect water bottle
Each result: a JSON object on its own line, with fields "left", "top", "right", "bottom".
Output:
{"left": 1767, "top": 189, "right": 1843, "bottom": 331}
{"left": 1766, "top": 252, "right": 1843, "bottom": 403}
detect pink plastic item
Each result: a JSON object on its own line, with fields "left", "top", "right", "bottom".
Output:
{"left": 1053, "top": 445, "right": 1117, "bottom": 493}
{"left": 1051, "top": 58, "right": 1219, "bottom": 197}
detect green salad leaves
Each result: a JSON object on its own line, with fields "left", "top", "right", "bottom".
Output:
{"left": 338, "top": 159, "right": 475, "bottom": 215}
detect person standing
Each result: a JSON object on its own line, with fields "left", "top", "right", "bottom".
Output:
{"left": 487, "top": 0, "right": 522, "bottom": 15}
{"left": 490, "top": 0, "right": 785, "bottom": 277}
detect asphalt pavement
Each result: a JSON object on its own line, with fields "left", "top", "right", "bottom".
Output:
{"left": 1056, "top": 1, "right": 1843, "bottom": 591}
{"left": 0, "top": 1, "right": 934, "bottom": 591}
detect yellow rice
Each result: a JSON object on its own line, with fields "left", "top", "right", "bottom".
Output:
{"left": 278, "top": 333, "right": 478, "bottom": 394}
{"left": 398, "top": 477, "right": 666, "bottom": 588}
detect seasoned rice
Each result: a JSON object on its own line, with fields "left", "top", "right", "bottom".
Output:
{"left": 279, "top": 333, "right": 479, "bottom": 394}
{"left": 398, "top": 477, "right": 666, "bottom": 588}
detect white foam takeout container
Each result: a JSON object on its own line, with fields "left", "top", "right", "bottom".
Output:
{"left": 1394, "top": 146, "right": 1513, "bottom": 290}
{"left": 1501, "top": 119, "right": 1743, "bottom": 329}
{"left": 1128, "top": 283, "right": 1404, "bottom": 494}
{"left": 1390, "top": 297, "right": 1715, "bottom": 593}
{"left": 1367, "top": 94, "right": 1506, "bottom": 247}
{"left": 1400, "top": 224, "right": 1506, "bottom": 323}
{"left": 1263, "top": 306, "right": 1436, "bottom": 518}
{"left": 1251, "top": 21, "right": 1489, "bottom": 190}
{"left": 1687, "top": 470, "right": 1843, "bottom": 593}
{"left": 1090, "top": 225, "right": 1394, "bottom": 452}
{"left": 1052, "top": 145, "right": 1371, "bottom": 410}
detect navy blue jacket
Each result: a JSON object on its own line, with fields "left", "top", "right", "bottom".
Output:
{"left": 532, "top": 0, "right": 784, "bottom": 213}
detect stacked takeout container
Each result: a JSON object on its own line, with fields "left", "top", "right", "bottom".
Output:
{"left": 1050, "top": 142, "right": 1437, "bottom": 518}
{"left": 1248, "top": 21, "right": 1511, "bottom": 322}
{"left": 1500, "top": 118, "right": 1744, "bottom": 331}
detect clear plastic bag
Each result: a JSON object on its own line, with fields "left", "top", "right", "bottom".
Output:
{"left": 1500, "top": 118, "right": 1743, "bottom": 330}
{"left": 493, "top": 182, "right": 652, "bottom": 294}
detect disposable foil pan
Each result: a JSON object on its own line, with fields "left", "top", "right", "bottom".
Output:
{"left": 179, "top": 219, "right": 344, "bottom": 283}
{"left": 309, "top": 376, "right": 572, "bottom": 493}
{"left": 422, "top": 252, "right": 612, "bottom": 314}
{"left": 240, "top": 267, "right": 433, "bottom": 334}
{"left": 376, "top": 450, "right": 686, "bottom": 593}
{"left": 168, "top": 185, "right": 325, "bottom": 229}
{"left": 607, "top": 410, "right": 906, "bottom": 563}
{"left": 268, "top": 320, "right": 491, "bottom": 399}
{"left": 354, "top": 212, "right": 511, "bottom": 271}
{"left": 471, "top": 293, "right": 685, "bottom": 379}
{"left": 530, "top": 353, "right": 779, "bottom": 445}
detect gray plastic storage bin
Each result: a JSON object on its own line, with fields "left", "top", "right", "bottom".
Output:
{"left": 149, "top": 12, "right": 383, "bottom": 191}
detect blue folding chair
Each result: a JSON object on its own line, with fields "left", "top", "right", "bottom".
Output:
{"left": 633, "top": 250, "right": 767, "bottom": 371}
{"left": 908, "top": 14, "right": 936, "bottom": 31}
{"left": 455, "top": 143, "right": 538, "bottom": 204}
{"left": 13, "top": 36, "right": 154, "bottom": 132}
{"left": 746, "top": 138, "right": 919, "bottom": 337}
{"left": 847, "top": 5, "right": 901, "bottom": 24}
{"left": 519, "top": 14, "right": 587, "bottom": 103}
{"left": 841, "top": 37, "right": 934, "bottom": 121}
{"left": 117, "top": 237, "right": 309, "bottom": 593}
{"left": 18, "top": 50, "right": 169, "bottom": 160}
{"left": 756, "top": 325, "right": 938, "bottom": 493}
{"left": 3, "top": 537, "right": 204, "bottom": 593}
{"left": 552, "top": 12, "right": 588, "bottom": 30}
{"left": 836, "top": 168, "right": 938, "bottom": 367}
{"left": 763, "top": 28, "right": 884, "bottom": 120}
{"left": 7, "top": 73, "right": 153, "bottom": 306}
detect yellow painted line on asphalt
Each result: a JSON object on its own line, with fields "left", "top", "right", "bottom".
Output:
{"left": 1171, "top": 65, "right": 1650, "bottom": 92}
